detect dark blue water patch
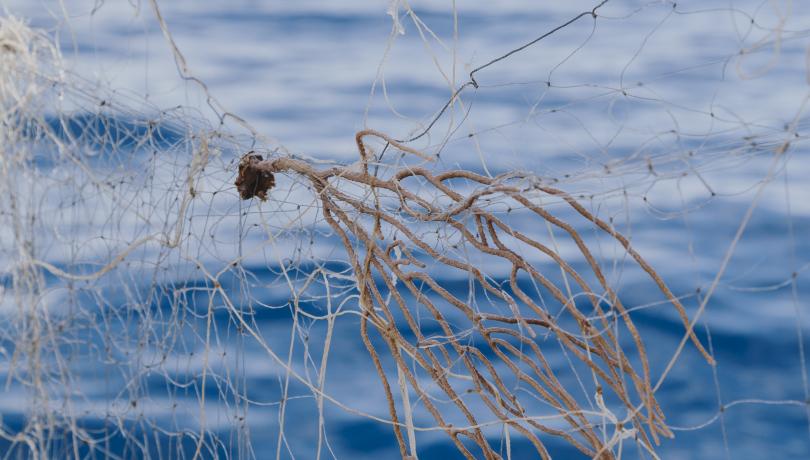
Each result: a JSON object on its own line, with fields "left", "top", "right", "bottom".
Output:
{"left": 335, "top": 427, "right": 603, "bottom": 460}
{"left": 705, "top": 323, "right": 807, "bottom": 371}
{"left": 623, "top": 283, "right": 808, "bottom": 364}
{"left": 18, "top": 112, "right": 188, "bottom": 169}
{"left": 414, "top": 439, "right": 469, "bottom": 460}
{"left": 410, "top": 432, "right": 594, "bottom": 460}
{"left": 244, "top": 259, "right": 354, "bottom": 283}
{"left": 152, "top": 277, "right": 295, "bottom": 323}
{"left": 511, "top": 436, "right": 591, "bottom": 460}
{"left": 218, "top": 261, "right": 357, "bottom": 315}
{"left": 612, "top": 204, "right": 810, "bottom": 293}
{"left": 45, "top": 112, "right": 185, "bottom": 150}
{"left": 120, "top": 265, "right": 300, "bottom": 323}
{"left": 334, "top": 419, "right": 399, "bottom": 454}
{"left": 0, "top": 413, "right": 237, "bottom": 459}
{"left": 139, "top": 372, "right": 238, "bottom": 409}
{"left": 657, "top": 362, "right": 720, "bottom": 424}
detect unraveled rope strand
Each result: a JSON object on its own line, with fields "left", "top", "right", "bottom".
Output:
{"left": 235, "top": 130, "right": 714, "bottom": 459}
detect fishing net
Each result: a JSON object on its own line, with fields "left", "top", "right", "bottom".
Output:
{"left": 0, "top": 0, "right": 808, "bottom": 458}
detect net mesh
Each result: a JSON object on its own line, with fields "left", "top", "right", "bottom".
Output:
{"left": 0, "top": 0, "right": 809, "bottom": 459}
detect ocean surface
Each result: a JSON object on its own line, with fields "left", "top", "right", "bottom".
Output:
{"left": 2, "top": 0, "right": 810, "bottom": 458}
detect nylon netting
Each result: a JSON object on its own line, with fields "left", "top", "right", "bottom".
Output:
{"left": 0, "top": 1, "right": 809, "bottom": 459}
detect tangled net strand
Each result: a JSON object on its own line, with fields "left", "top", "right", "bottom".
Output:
{"left": 4, "top": 1, "right": 806, "bottom": 457}
{"left": 235, "top": 129, "right": 714, "bottom": 459}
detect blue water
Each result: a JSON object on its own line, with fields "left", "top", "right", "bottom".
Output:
{"left": 3, "top": 0, "right": 810, "bottom": 458}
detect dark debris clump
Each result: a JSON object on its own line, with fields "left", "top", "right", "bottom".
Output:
{"left": 235, "top": 153, "right": 275, "bottom": 201}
